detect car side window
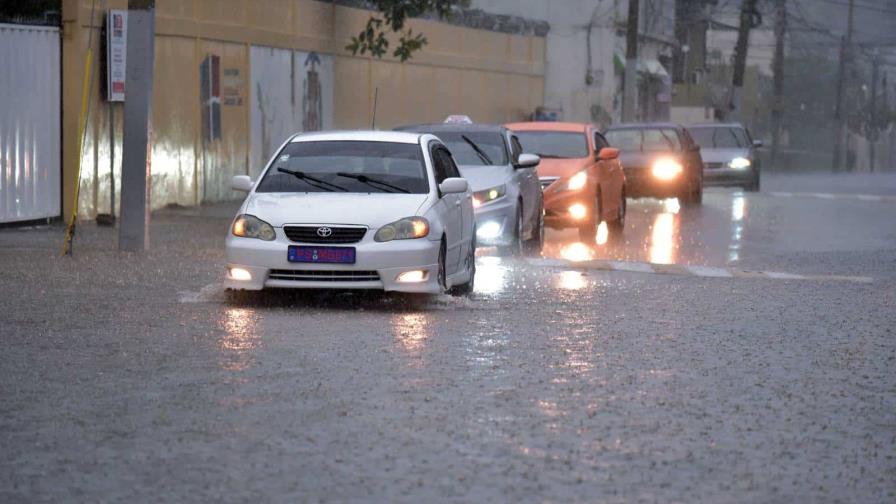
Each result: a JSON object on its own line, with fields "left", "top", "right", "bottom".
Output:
{"left": 593, "top": 132, "right": 609, "bottom": 151}
{"left": 679, "top": 129, "right": 695, "bottom": 150}
{"left": 430, "top": 145, "right": 449, "bottom": 185}
{"left": 441, "top": 149, "right": 461, "bottom": 179}
{"left": 510, "top": 135, "right": 523, "bottom": 164}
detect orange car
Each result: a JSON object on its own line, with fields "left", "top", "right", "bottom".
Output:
{"left": 506, "top": 122, "right": 626, "bottom": 241}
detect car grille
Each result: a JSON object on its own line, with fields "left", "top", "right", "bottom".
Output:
{"left": 283, "top": 225, "right": 367, "bottom": 244}
{"left": 539, "top": 176, "right": 559, "bottom": 190}
{"left": 705, "top": 162, "right": 726, "bottom": 170}
{"left": 268, "top": 269, "right": 381, "bottom": 282}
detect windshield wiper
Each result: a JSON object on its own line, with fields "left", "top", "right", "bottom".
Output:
{"left": 277, "top": 167, "right": 347, "bottom": 192}
{"left": 461, "top": 135, "right": 494, "bottom": 165}
{"left": 335, "top": 172, "right": 410, "bottom": 194}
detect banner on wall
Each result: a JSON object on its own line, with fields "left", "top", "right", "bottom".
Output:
{"left": 106, "top": 10, "right": 127, "bottom": 102}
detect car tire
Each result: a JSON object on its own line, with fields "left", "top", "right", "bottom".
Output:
{"left": 523, "top": 207, "right": 544, "bottom": 256}
{"left": 497, "top": 207, "right": 523, "bottom": 257}
{"left": 578, "top": 191, "right": 601, "bottom": 241}
{"left": 437, "top": 238, "right": 447, "bottom": 293}
{"left": 608, "top": 187, "right": 626, "bottom": 235}
{"left": 448, "top": 237, "right": 476, "bottom": 296}
{"left": 745, "top": 173, "right": 760, "bottom": 192}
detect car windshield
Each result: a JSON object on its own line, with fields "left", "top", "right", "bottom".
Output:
{"left": 515, "top": 131, "right": 589, "bottom": 158}
{"left": 605, "top": 128, "right": 681, "bottom": 152}
{"left": 419, "top": 131, "right": 508, "bottom": 166}
{"left": 689, "top": 127, "right": 747, "bottom": 148}
{"left": 255, "top": 141, "right": 429, "bottom": 194}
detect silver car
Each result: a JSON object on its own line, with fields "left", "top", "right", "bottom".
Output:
{"left": 396, "top": 123, "right": 544, "bottom": 255}
{"left": 688, "top": 123, "right": 762, "bottom": 191}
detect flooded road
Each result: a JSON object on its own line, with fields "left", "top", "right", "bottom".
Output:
{"left": 1, "top": 173, "right": 894, "bottom": 502}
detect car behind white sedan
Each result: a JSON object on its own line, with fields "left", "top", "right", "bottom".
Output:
{"left": 224, "top": 131, "right": 476, "bottom": 295}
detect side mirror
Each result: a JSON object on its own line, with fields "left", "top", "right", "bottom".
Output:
{"left": 515, "top": 153, "right": 541, "bottom": 169}
{"left": 597, "top": 147, "right": 620, "bottom": 160}
{"left": 753, "top": 140, "right": 764, "bottom": 148}
{"left": 439, "top": 177, "right": 468, "bottom": 195}
{"left": 232, "top": 175, "right": 254, "bottom": 192}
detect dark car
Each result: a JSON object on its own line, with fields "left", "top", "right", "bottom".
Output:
{"left": 687, "top": 123, "right": 762, "bottom": 191}
{"left": 604, "top": 123, "right": 704, "bottom": 205}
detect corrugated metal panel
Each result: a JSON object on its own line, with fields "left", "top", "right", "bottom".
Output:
{"left": 0, "top": 23, "right": 61, "bottom": 223}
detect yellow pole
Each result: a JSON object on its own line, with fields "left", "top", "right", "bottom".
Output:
{"left": 61, "top": 49, "right": 93, "bottom": 256}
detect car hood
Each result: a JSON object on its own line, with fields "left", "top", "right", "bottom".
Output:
{"left": 457, "top": 164, "right": 513, "bottom": 192}
{"left": 535, "top": 157, "right": 591, "bottom": 178}
{"left": 698, "top": 147, "right": 751, "bottom": 163}
{"left": 244, "top": 192, "right": 430, "bottom": 228}
{"left": 618, "top": 151, "right": 681, "bottom": 169}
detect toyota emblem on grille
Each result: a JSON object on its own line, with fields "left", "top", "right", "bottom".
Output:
{"left": 316, "top": 227, "right": 333, "bottom": 237}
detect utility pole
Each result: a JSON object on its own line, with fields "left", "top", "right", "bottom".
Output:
{"left": 831, "top": 0, "right": 855, "bottom": 171}
{"left": 770, "top": 0, "right": 786, "bottom": 168}
{"left": 622, "top": 0, "right": 640, "bottom": 122}
{"left": 869, "top": 55, "right": 880, "bottom": 172}
{"left": 119, "top": 0, "right": 155, "bottom": 251}
{"left": 729, "top": 0, "right": 759, "bottom": 122}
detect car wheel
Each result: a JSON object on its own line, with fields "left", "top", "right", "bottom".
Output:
{"left": 437, "top": 238, "right": 447, "bottom": 293}
{"left": 608, "top": 187, "right": 626, "bottom": 235}
{"left": 448, "top": 238, "right": 476, "bottom": 296}
{"left": 524, "top": 207, "right": 544, "bottom": 256}
{"left": 497, "top": 207, "right": 523, "bottom": 257}
{"left": 578, "top": 192, "right": 601, "bottom": 241}
{"left": 746, "top": 173, "right": 760, "bottom": 192}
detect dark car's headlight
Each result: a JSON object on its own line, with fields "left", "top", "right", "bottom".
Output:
{"left": 651, "top": 158, "right": 684, "bottom": 180}
{"left": 729, "top": 157, "right": 752, "bottom": 169}
{"left": 375, "top": 217, "right": 430, "bottom": 242}
{"left": 473, "top": 185, "right": 506, "bottom": 208}
{"left": 232, "top": 214, "right": 276, "bottom": 241}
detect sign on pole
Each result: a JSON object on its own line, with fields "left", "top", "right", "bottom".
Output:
{"left": 106, "top": 10, "right": 127, "bottom": 102}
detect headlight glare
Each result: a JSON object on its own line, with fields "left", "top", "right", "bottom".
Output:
{"left": 566, "top": 170, "right": 588, "bottom": 191}
{"left": 729, "top": 157, "right": 752, "bottom": 169}
{"left": 232, "top": 214, "right": 276, "bottom": 241}
{"left": 472, "top": 185, "right": 506, "bottom": 207}
{"left": 375, "top": 217, "right": 430, "bottom": 242}
{"left": 651, "top": 158, "right": 684, "bottom": 180}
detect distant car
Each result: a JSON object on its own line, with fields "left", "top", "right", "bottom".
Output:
{"left": 687, "top": 123, "right": 762, "bottom": 191}
{"left": 396, "top": 123, "right": 544, "bottom": 255}
{"left": 604, "top": 123, "right": 704, "bottom": 205}
{"left": 506, "top": 122, "right": 626, "bottom": 242}
{"left": 224, "top": 131, "right": 476, "bottom": 295}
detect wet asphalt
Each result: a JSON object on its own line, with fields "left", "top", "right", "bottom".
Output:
{"left": 1, "top": 172, "right": 895, "bottom": 503}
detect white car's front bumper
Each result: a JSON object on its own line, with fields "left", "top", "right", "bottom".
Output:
{"left": 224, "top": 230, "right": 442, "bottom": 293}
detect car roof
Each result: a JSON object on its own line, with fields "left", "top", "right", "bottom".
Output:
{"left": 687, "top": 122, "right": 746, "bottom": 129}
{"left": 505, "top": 121, "right": 590, "bottom": 133}
{"left": 604, "top": 122, "right": 682, "bottom": 130}
{"left": 289, "top": 130, "right": 424, "bottom": 144}
{"left": 395, "top": 123, "right": 508, "bottom": 134}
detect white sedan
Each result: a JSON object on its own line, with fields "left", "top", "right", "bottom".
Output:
{"left": 224, "top": 131, "right": 476, "bottom": 295}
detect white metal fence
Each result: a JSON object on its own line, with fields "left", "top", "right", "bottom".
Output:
{"left": 0, "top": 23, "right": 61, "bottom": 223}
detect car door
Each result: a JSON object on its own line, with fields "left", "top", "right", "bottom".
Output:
{"left": 431, "top": 146, "right": 463, "bottom": 274}
{"left": 510, "top": 134, "right": 541, "bottom": 237}
{"left": 678, "top": 128, "right": 703, "bottom": 183}
{"left": 593, "top": 130, "right": 622, "bottom": 219}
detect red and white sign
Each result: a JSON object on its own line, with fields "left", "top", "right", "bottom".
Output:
{"left": 106, "top": 10, "right": 127, "bottom": 102}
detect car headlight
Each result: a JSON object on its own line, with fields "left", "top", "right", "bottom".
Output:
{"left": 729, "top": 157, "right": 751, "bottom": 169}
{"left": 565, "top": 170, "right": 588, "bottom": 191}
{"left": 472, "top": 185, "right": 506, "bottom": 208}
{"left": 651, "top": 158, "right": 683, "bottom": 180}
{"left": 232, "top": 214, "right": 276, "bottom": 241}
{"left": 374, "top": 217, "right": 430, "bottom": 242}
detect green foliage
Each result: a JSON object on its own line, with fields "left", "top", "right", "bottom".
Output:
{"left": 347, "top": 0, "right": 468, "bottom": 62}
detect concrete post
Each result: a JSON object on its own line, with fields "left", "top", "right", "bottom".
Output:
{"left": 118, "top": 4, "right": 154, "bottom": 252}
{"left": 622, "top": 0, "right": 639, "bottom": 123}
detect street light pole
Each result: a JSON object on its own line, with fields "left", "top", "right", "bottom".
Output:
{"left": 622, "top": 0, "right": 640, "bottom": 122}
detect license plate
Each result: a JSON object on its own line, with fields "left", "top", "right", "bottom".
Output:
{"left": 287, "top": 246, "right": 356, "bottom": 264}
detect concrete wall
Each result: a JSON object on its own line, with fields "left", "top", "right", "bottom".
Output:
{"left": 61, "top": 0, "right": 546, "bottom": 217}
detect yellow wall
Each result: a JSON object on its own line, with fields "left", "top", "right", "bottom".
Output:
{"left": 61, "top": 0, "right": 546, "bottom": 217}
